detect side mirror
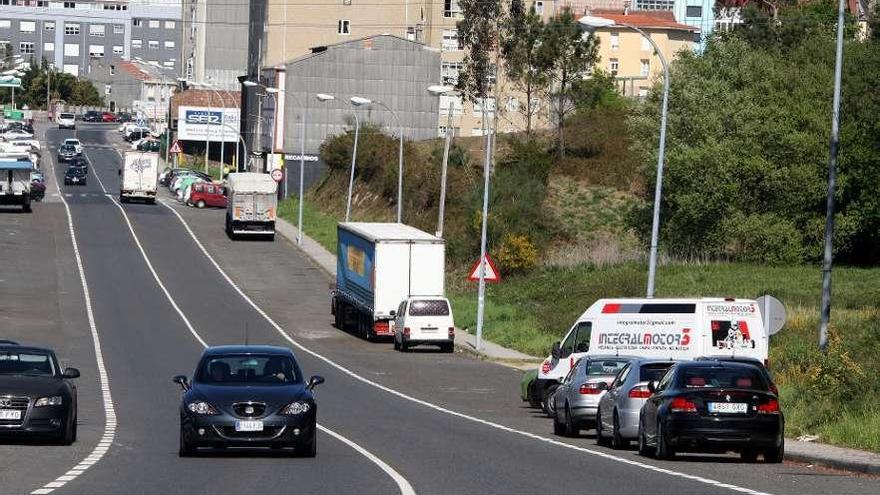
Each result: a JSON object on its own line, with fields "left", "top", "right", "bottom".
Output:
{"left": 307, "top": 375, "right": 325, "bottom": 391}
{"left": 550, "top": 342, "right": 561, "bottom": 359}
{"left": 647, "top": 381, "right": 657, "bottom": 394}
{"left": 390, "top": 310, "right": 396, "bottom": 317}
{"left": 173, "top": 375, "right": 190, "bottom": 391}
{"left": 597, "top": 381, "right": 609, "bottom": 391}
{"left": 63, "top": 367, "right": 80, "bottom": 379}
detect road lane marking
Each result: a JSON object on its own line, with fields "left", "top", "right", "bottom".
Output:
{"left": 30, "top": 133, "right": 118, "bottom": 495}
{"left": 107, "top": 194, "right": 415, "bottom": 495}
{"left": 80, "top": 148, "right": 109, "bottom": 195}
{"left": 161, "top": 199, "right": 775, "bottom": 495}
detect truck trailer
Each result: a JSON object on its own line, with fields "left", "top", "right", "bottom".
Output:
{"left": 0, "top": 159, "right": 33, "bottom": 212}
{"left": 225, "top": 172, "right": 277, "bottom": 240}
{"left": 119, "top": 151, "right": 158, "bottom": 203}
{"left": 331, "top": 223, "right": 445, "bottom": 340}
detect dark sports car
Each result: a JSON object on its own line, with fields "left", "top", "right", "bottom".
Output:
{"left": 638, "top": 361, "right": 784, "bottom": 462}
{"left": 0, "top": 342, "right": 80, "bottom": 444}
{"left": 64, "top": 166, "right": 88, "bottom": 185}
{"left": 174, "top": 345, "right": 324, "bottom": 457}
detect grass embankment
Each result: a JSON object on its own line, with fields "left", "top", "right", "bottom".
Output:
{"left": 274, "top": 198, "right": 880, "bottom": 452}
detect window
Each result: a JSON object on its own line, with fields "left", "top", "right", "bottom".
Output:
{"left": 110, "top": 64, "right": 115, "bottom": 75}
{"left": 164, "top": 40, "right": 175, "bottom": 49}
{"left": 132, "top": 19, "right": 142, "bottom": 28}
{"left": 62, "top": 63, "right": 78, "bottom": 76}
{"left": 443, "top": 0, "right": 462, "bottom": 18}
{"left": 440, "top": 61, "right": 461, "bottom": 85}
{"left": 20, "top": 21, "right": 36, "bottom": 33}
{"left": 641, "top": 35, "right": 651, "bottom": 51}
{"left": 131, "top": 39, "right": 142, "bottom": 48}
{"left": 609, "top": 363, "right": 632, "bottom": 390}
{"left": 63, "top": 1, "right": 75, "bottom": 7}
{"left": 164, "top": 21, "right": 175, "bottom": 29}
{"left": 686, "top": 5, "right": 703, "bottom": 17}
{"left": 89, "top": 24, "right": 105, "bottom": 37}
{"left": 473, "top": 96, "right": 496, "bottom": 116}
{"left": 112, "top": 45, "right": 123, "bottom": 55}
{"left": 534, "top": 0, "right": 544, "bottom": 15}
{"left": 337, "top": 19, "right": 350, "bottom": 35}
{"left": 64, "top": 22, "right": 80, "bottom": 35}
{"left": 560, "top": 321, "right": 592, "bottom": 357}
{"left": 0, "top": 20, "right": 10, "bottom": 29}
{"left": 472, "top": 127, "right": 485, "bottom": 137}
{"left": 609, "top": 58, "right": 619, "bottom": 73}
{"left": 441, "top": 29, "right": 460, "bottom": 51}
{"left": 640, "top": 59, "right": 650, "bottom": 76}
{"left": 148, "top": 20, "right": 160, "bottom": 29}
{"left": 610, "top": 31, "right": 619, "bottom": 50}
{"left": 105, "top": 84, "right": 111, "bottom": 95}
{"left": 408, "top": 300, "right": 450, "bottom": 316}
{"left": 63, "top": 43, "right": 79, "bottom": 57}
{"left": 45, "top": 21, "right": 55, "bottom": 31}
{"left": 438, "top": 126, "right": 459, "bottom": 138}
{"left": 439, "top": 95, "right": 463, "bottom": 116}
{"left": 148, "top": 40, "right": 159, "bottom": 50}
{"left": 89, "top": 44, "right": 104, "bottom": 58}
{"left": 44, "top": 42, "right": 55, "bottom": 51}
{"left": 19, "top": 42, "right": 35, "bottom": 54}
{"left": 113, "top": 24, "right": 124, "bottom": 34}
{"left": 635, "top": 0, "right": 674, "bottom": 10}
{"left": 163, "top": 60, "right": 174, "bottom": 67}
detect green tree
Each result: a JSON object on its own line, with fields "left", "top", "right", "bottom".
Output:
{"left": 540, "top": 8, "right": 599, "bottom": 159}
{"left": 456, "top": 0, "right": 502, "bottom": 101}
{"left": 500, "top": 0, "right": 549, "bottom": 137}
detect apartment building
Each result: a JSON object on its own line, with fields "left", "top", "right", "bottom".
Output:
{"left": 88, "top": 58, "right": 178, "bottom": 113}
{"left": 182, "top": 0, "right": 249, "bottom": 89}
{"left": 0, "top": 0, "right": 182, "bottom": 78}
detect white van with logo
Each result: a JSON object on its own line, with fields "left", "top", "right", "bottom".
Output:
{"left": 529, "top": 298, "right": 769, "bottom": 411}
{"left": 392, "top": 297, "right": 455, "bottom": 353}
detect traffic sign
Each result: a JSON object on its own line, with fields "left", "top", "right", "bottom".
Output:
{"left": 467, "top": 254, "right": 501, "bottom": 283}
{"left": 270, "top": 169, "right": 284, "bottom": 182}
{"left": 756, "top": 295, "right": 787, "bottom": 336}
{"left": 169, "top": 140, "right": 182, "bottom": 154}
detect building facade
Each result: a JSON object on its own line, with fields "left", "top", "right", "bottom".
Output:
{"left": 182, "top": 0, "right": 249, "bottom": 90}
{"left": 0, "top": 0, "right": 181, "bottom": 78}
{"left": 88, "top": 58, "right": 177, "bottom": 113}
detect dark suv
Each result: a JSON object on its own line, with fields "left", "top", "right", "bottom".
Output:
{"left": 82, "top": 111, "right": 103, "bottom": 122}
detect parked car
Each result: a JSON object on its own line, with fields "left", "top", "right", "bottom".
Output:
{"left": 392, "top": 297, "right": 455, "bottom": 353}
{"left": 64, "top": 165, "right": 88, "bottom": 186}
{"left": 62, "top": 138, "right": 84, "bottom": 154}
{"left": 101, "top": 111, "right": 117, "bottom": 122}
{"left": 124, "top": 127, "right": 151, "bottom": 142}
{"left": 171, "top": 170, "right": 212, "bottom": 193}
{"left": 57, "top": 144, "right": 80, "bottom": 163}
{"left": 30, "top": 179, "right": 45, "bottom": 201}
{"left": 2, "top": 129, "right": 34, "bottom": 141}
{"left": 552, "top": 356, "right": 631, "bottom": 435}
{"left": 81, "top": 110, "right": 103, "bottom": 122}
{"left": 116, "top": 112, "right": 132, "bottom": 123}
{"left": 187, "top": 182, "right": 227, "bottom": 208}
{"left": 31, "top": 169, "right": 45, "bottom": 183}
{"left": 136, "top": 139, "right": 161, "bottom": 153}
{"left": 638, "top": 361, "right": 784, "bottom": 462}
{"left": 57, "top": 112, "right": 76, "bottom": 130}
{"left": 596, "top": 358, "right": 675, "bottom": 449}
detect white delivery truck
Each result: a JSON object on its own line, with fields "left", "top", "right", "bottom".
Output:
{"left": 0, "top": 158, "right": 34, "bottom": 212}
{"left": 331, "top": 223, "right": 447, "bottom": 343}
{"left": 529, "top": 298, "right": 770, "bottom": 410}
{"left": 119, "top": 151, "right": 159, "bottom": 203}
{"left": 225, "top": 172, "right": 277, "bottom": 239}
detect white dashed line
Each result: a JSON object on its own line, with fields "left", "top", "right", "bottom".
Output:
{"left": 161, "top": 199, "right": 775, "bottom": 495}
{"left": 108, "top": 195, "right": 415, "bottom": 495}
{"left": 30, "top": 135, "right": 118, "bottom": 495}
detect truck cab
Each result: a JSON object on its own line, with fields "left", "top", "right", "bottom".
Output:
{"left": 392, "top": 297, "right": 455, "bottom": 353}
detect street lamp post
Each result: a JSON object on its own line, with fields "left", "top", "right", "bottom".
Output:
{"left": 580, "top": 16, "right": 670, "bottom": 298}
{"left": 427, "top": 85, "right": 457, "bottom": 238}
{"left": 204, "top": 80, "right": 227, "bottom": 177}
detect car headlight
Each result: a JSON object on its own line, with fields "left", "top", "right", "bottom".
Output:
{"left": 187, "top": 401, "right": 219, "bottom": 415}
{"left": 34, "top": 396, "right": 63, "bottom": 407}
{"left": 280, "top": 401, "right": 311, "bottom": 415}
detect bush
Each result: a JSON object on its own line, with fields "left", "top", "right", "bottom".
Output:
{"left": 712, "top": 212, "right": 805, "bottom": 264}
{"left": 496, "top": 233, "right": 539, "bottom": 274}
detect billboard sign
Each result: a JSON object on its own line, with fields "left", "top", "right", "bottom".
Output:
{"left": 177, "top": 106, "right": 240, "bottom": 142}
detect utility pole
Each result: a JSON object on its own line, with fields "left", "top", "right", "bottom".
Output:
{"left": 475, "top": 92, "right": 493, "bottom": 352}
{"left": 818, "top": 0, "right": 846, "bottom": 352}
{"left": 436, "top": 101, "right": 454, "bottom": 238}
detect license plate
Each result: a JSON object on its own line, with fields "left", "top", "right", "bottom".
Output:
{"left": 0, "top": 410, "right": 21, "bottom": 420}
{"left": 234, "top": 420, "right": 263, "bottom": 432}
{"left": 421, "top": 327, "right": 438, "bottom": 332}
{"left": 708, "top": 402, "right": 747, "bottom": 414}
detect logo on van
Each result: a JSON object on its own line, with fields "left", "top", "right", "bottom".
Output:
{"left": 598, "top": 328, "right": 692, "bottom": 349}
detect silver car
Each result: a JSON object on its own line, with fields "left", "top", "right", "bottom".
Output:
{"left": 552, "top": 355, "right": 631, "bottom": 437}
{"left": 596, "top": 358, "right": 675, "bottom": 449}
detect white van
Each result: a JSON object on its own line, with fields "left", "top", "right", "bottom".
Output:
{"left": 57, "top": 112, "right": 76, "bottom": 130}
{"left": 530, "top": 298, "right": 769, "bottom": 409}
{"left": 392, "top": 297, "right": 455, "bottom": 353}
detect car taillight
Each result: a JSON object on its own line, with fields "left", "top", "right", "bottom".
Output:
{"left": 448, "top": 327, "right": 455, "bottom": 338}
{"left": 628, "top": 386, "right": 652, "bottom": 399}
{"left": 541, "top": 361, "right": 552, "bottom": 374}
{"left": 670, "top": 397, "right": 697, "bottom": 413}
{"left": 403, "top": 327, "right": 411, "bottom": 337}
{"left": 374, "top": 321, "right": 390, "bottom": 334}
{"left": 579, "top": 383, "right": 603, "bottom": 395}
{"left": 757, "top": 399, "right": 780, "bottom": 414}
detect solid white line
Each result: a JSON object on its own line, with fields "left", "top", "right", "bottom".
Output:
{"left": 80, "top": 148, "right": 109, "bottom": 195}
{"left": 160, "top": 199, "right": 775, "bottom": 495}
{"left": 30, "top": 132, "right": 118, "bottom": 495}
{"left": 107, "top": 192, "right": 414, "bottom": 495}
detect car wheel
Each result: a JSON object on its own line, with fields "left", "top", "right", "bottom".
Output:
{"left": 764, "top": 440, "right": 784, "bottom": 464}
{"left": 393, "top": 335, "right": 400, "bottom": 351}
{"left": 400, "top": 338, "right": 409, "bottom": 352}
{"left": 541, "top": 384, "right": 559, "bottom": 417}
{"left": 656, "top": 421, "right": 675, "bottom": 460}
{"left": 71, "top": 412, "right": 78, "bottom": 443}
{"left": 441, "top": 342, "right": 454, "bottom": 353}
{"left": 563, "top": 405, "right": 577, "bottom": 437}
{"left": 552, "top": 408, "right": 566, "bottom": 436}
{"left": 637, "top": 422, "right": 651, "bottom": 457}
{"left": 179, "top": 426, "right": 196, "bottom": 457}
{"left": 611, "top": 412, "right": 626, "bottom": 450}
{"left": 197, "top": 200, "right": 206, "bottom": 208}
{"left": 296, "top": 429, "right": 317, "bottom": 458}
{"left": 58, "top": 413, "right": 74, "bottom": 445}
{"left": 596, "top": 411, "right": 611, "bottom": 446}
{"left": 527, "top": 380, "right": 542, "bottom": 409}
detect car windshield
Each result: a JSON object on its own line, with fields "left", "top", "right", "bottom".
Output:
{"left": 197, "top": 354, "right": 302, "bottom": 385}
{"left": 60, "top": 145, "right": 75, "bottom": 152}
{"left": 680, "top": 366, "right": 768, "bottom": 391}
{"left": 0, "top": 350, "right": 56, "bottom": 376}
{"left": 60, "top": 113, "right": 74, "bottom": 119}
{"left": 640, "top": 363, "right": 673, "bottom": 382}
{"left": 409, "top": 300, "right": 450, "bottom": 316}
{"left": 585, "top": 359, "right": 629, "bottom": 376}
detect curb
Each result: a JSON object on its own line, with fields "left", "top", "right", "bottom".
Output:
{"left": 785, "top": 448, "right": 880, "bottom": 475}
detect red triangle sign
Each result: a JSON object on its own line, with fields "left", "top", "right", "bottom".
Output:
{"left": 467, "top": 254, "right": 501, "bottom": 283}
{"left": 169, "top": 139, "right": 182, "bottom": 154}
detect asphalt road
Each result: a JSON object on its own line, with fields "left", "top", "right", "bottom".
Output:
{"left": 2, "top": 123, "right": 877, "bottom": 494}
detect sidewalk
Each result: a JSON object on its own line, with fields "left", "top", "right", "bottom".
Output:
{"left": 785, "top": 439, "right": 880, "bottom": 475}
{"left": 274, "top": 217, "right": 541, "bottom": 366}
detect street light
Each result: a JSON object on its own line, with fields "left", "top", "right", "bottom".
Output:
{"left": 579, "top": 15, "right": 670, "bottom": 298}
{"left": 427, "top": 85, "right": 457, "bottom": 238}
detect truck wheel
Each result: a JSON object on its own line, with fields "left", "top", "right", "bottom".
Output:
{"left": 333, "top": 301, "right": 343, "bottom": 329}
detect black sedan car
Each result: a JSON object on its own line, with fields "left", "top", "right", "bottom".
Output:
{"left": 638, "top": 361, "right": 783, "bottom": 462}
{"left": 174, "top": 345, "right": 324, "bottom": 457}
{"left": 57, "top": 144, "right": 79, "bottom": 163}
{"left": 64, "top": 165, "right": 88, "bottom": 185}
{"left": 68, "top": 156, "right": 89, "bottom": 172}
{"left": 0, "top": 342, "right": 80, "bottom": 444}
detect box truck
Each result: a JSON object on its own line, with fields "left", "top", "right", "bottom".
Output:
{"left": 119, "top": 151, "right": 158, "bottom": 203}
{"left": 0, "top": 159, "right": 33, "bottom": 212}
{"left": 225, "top": 172, "right": 277, "bottom": 239}
{"left": 331, "top": 223, "right": 445, "bottom": 341}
